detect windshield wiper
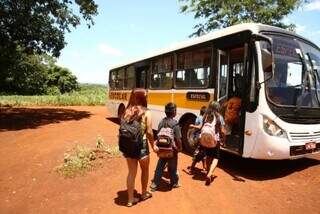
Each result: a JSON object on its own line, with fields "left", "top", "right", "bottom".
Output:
{"left": 306, "top": 53, "right": 320, "bottom": 106}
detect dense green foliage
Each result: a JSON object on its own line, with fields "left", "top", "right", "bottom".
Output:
{"left": 0, "top": 84, "right": 107, "bottom": 106}
{"left": 179, "top": 0, "right": 306, "bottom": 37}
{"left": 0, "top": 51, "right": 79, "bottom": 95}
{"left": 0, "top": 0, "right": 98, "bottom": 95}
{"left": 0, "top": 0, "right": 98, "bottom": 57}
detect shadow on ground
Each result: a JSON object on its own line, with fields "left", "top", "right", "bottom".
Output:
{"left": 219, "top": 152, "right": 320, "bottom": 181}
{"left": 0, "top": 107, "right": 91, "bottom": 131}
{"left": 182, "top": 151, "right": 319, "bottom": 182}
{"left": 106, "top": 117, "right": 119, "bottom": 125}
{"left": 114, "top": 190, "right": 141, "bottom": 207}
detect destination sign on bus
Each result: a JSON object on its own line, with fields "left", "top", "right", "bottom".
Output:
{"left": 109, "top": 92, "right": 128, "bottom": 100}
{"left": 186, "top": 92, "right": 210, "bottom": 101}
{"left": 273, "top": 38, "right": 299, "bottom": 58}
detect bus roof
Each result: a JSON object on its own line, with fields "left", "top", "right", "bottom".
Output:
{"left": 109, "top": 23, "right": 312, "bottom": 70}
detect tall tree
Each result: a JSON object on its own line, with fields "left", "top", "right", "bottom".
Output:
{"left": 0, "top": 0, "right": 98, "bottom": 57}
{"left": 0, "top": 0, "right": 97, "bottom": 94}
{"left": 180, "top": 0, "right": 306, "bottom": 37}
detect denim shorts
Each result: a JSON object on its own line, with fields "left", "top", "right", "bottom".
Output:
{"left": 123, "top": 139, "right": 149, "bottom": 160}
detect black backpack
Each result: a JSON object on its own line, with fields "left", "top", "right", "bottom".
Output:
{"left": 118, "top": 118, "right": 143, "bottom": 158}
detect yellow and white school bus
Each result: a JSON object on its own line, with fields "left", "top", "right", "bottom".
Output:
{"left": 107, "top": 23, "right": 320, "bottom": 159}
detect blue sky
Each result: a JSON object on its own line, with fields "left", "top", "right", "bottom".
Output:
{"left": 57, "top": 0, "right": 320, "bottom": 84}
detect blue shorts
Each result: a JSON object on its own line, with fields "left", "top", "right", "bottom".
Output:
{"left": 123, "top": 139, "right": 149, "bottom": 160}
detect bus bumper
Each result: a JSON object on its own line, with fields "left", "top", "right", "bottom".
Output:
{"left": 250, "top": 129, "right": 320, "bottom": 160}
{"left": 106, "top": 101, "right": 118, "bottom": 118}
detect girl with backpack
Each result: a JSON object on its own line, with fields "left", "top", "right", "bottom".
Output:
{"left": 200, "top": 101, "right": 225, "bottom": 185}
{"left": 120, "top": 88, "right": 155, "bottom": 207}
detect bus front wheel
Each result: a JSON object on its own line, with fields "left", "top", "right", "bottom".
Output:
{"left": 181, "top": 116, "right": 196, "bottom": 154}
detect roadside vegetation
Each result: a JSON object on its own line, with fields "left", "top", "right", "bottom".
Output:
{"left": 55, "top": 136, "right": 121, "bottom": 178}
{"left": 0, "top": 84, "right": 107, "bottom": 106}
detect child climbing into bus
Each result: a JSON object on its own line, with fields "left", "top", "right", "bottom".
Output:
{"left": 150, "top": 102, "right": 182, "bottom": 191}
{"left": 223, "top": 92, "right": 242, "bottom": 137}
{"left": 200, "top": 101, "right": 225, "bottom": 185}
{"left": 187, "top": 106, "right": 207, "bottom": 174}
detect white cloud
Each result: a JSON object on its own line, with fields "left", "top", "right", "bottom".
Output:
{"left": 304, "top": 0, "right": 320, "bottom": 11}
{"left": 98, "top": 43, "right": 123, "bottom": 57}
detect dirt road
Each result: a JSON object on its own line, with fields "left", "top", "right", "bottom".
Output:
{"left": 0, "top": 106, "right": 319, "bottom": 214}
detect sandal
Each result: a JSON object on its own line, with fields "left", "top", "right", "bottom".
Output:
{"left": 127, "top": 197, "right": 139, "bottom": 207}
{"left": 140, "top": 191, "right": 152, "bottom": 201}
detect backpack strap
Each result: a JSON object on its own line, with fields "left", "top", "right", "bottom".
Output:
{"left": 214, "top": 113, "right": 222, "bottom": 141}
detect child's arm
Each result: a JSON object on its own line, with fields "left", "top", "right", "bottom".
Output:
{"left": 175, "top": 138, "right": 183, "bottom": 152}
{"left": 189, "top": 124, "right": 202, "bottom": 129}
{"left": 145, "top": 110, "right": 158, "bottom": 152}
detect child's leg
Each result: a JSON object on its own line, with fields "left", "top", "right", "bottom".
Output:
{"left": 205, "top": 156, "right": 213, "bottom": 173}
{"left": 168, "top": 156, "right": 179, "bottom": 186}
{"left": 151, "top": 158, "right": 167, "bottom": 188}
{"left": 207, "top": 158, "right": 218, "bottom": 178}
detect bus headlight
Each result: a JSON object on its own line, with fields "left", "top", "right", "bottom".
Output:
{"left": 263, "top": 116, "right": 287, "bottom": 138}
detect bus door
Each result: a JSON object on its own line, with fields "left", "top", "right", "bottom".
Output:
{"left": 217, "top": 50, "right": 228, "bottom": 103}
{"left": 217, "top": 47, "right": 246, "bottom": 155}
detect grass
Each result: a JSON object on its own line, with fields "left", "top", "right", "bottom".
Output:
{"left": 0, "top": 84, "right": 107, "bottom": 106}
{"left": 55, "top": 136, "right": 121, "bottom": 178}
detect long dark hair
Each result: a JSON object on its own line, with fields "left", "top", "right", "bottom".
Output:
{"left": 123, "top": 88, "right": 148, "bottom": 122}
{"left": 204, "top": 101, "right": 220, "bottom": 123}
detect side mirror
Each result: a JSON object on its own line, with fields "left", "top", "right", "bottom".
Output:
{"left": 251, "top": 34, "right": 275, "bottom": 77}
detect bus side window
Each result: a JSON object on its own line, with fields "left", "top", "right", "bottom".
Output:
{"left": 126, "top": 66, "right": 135, "bottom": 89}
{"left": 109, "top": 70, "right": 117, "bottom": 89}
{"left": 175, "top": 46, "right": 211, "bottom": 88}
{"left": 117, "top": 68, "right": 125, "bottom": 89}
{"left": 150, "top": 55, "right": 173, "bottom": 89}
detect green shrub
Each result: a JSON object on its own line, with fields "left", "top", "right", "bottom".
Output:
{"left": 0, "top": 84, "right": 107, "bottom": 106}
{"left": 55, "top": 136, "right": 120, "bottom": 178}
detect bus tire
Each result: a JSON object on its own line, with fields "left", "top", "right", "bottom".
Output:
{"left": 117, "top": 104, "right": 125, "bottom": 119}
{"left": 181, "top": 116, "right": 196, "bottom": 154}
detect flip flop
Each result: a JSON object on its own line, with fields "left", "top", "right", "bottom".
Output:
{"left": 140, "top": 191, "right": 152, "bottom": 201}
{"left": 127, "top": 197, "right": 139, "bottom": 207}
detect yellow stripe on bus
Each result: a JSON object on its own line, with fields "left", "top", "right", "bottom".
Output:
{"left": 109, "top": 90, "right": 214, "bottom": 110}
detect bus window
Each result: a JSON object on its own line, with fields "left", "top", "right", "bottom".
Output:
{"left": 109, "top": 69, "right": 124, "bottom": 90}
{"left": 230, "top": 47, "right": 245, "bottom": 95}
{"left": 218, "top": 52, "right": 228, "bottom": 100}
{"left": 136, "top": 69, "right": 147, "bottom": 88}
{"left": 150, "top": 55, "right": 173, "bottom": 89}
{"left": 175, "top": 47, "right": 211, "bottom": 88}
{"left": 126, "top": 66, "right": 135, "bottom": 89}
{"left": 116, "top": 68, "right": 125, "bottom": 89}
{"left": 109, "top": 70, "right": 117, "bottom": 89}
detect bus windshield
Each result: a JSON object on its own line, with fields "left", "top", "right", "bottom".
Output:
{"left": 261, "top": 34, "right": 320, "bottom": 108}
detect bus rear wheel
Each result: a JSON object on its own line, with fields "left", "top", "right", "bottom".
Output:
{"left": 181, "top": 116, "right": 196, "bottom": 154}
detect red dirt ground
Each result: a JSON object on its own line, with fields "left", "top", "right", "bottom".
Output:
{"left": 0, "top": 106, "right": 319, "bottom": 214}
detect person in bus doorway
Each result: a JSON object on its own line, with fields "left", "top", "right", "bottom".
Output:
{"left": 187, "top": 106, "right": 207, "bottom": 174}
{"left": 223, "top": 92, "right": 242, "bottom": 138}
{"left": 150, "top": 102, "right": 182, "bottom": 191}
{"left": 119, "top": 88, "right": 156, "bottom": 207}
{"left": 200, "top": 101, "right": 225, "bottom": 185}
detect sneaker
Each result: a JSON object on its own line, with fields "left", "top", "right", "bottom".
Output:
{"left": 172, "top": 183, "right": 181, "bottom": 188}
{"left": 205, "top": 175, "right": 215, "bottom": 186}
{"left": 186, "top": 166, "right": 195, "bottom": 175}
{"left": 150, "top": 183, "right": 157, "bottom": 192}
